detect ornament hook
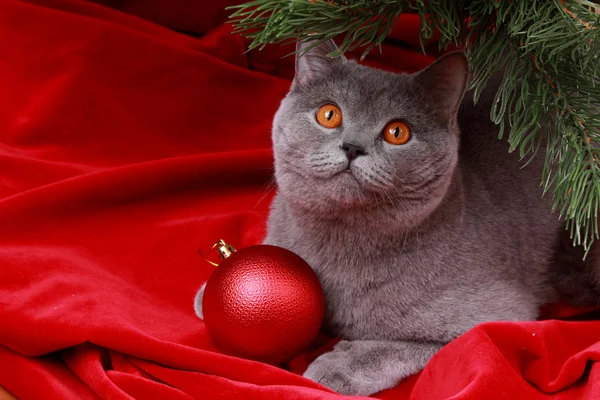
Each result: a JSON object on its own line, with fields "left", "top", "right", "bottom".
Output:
{"left": 198, "top": 239, "right": 236, "bottom": 267}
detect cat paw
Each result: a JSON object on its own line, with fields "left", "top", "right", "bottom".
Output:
{"left": 303, "top": 341, "right": 392, "bottom": 396}
{"left": 193, "top": 283, "right": 207, "bottom": 320}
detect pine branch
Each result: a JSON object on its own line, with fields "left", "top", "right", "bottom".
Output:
{"left": 228, "top": 0, "right": 600, "bottom": 253}
{"left": 228, "top": 0, "right": 409, "bottom": 57}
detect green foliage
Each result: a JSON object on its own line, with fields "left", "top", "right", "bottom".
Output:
{"left": 229, "top": 0, "right": 600, "bottom": 253}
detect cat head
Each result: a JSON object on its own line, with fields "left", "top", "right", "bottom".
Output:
{"left": 272, "top": 40, "right": 468, "bottom": 229}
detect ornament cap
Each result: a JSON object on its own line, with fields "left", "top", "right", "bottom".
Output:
{"left": 199, "top": 239, "right": 237, "bottom": 267}
{"left": 215, "top": 239, "right": 236, "bottom": 260}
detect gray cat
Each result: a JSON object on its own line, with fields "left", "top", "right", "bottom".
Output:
{"left": 195, "top": 39, "right": 600, "bottom": 396}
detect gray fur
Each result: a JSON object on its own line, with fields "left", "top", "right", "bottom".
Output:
{"left": 262, "top": 40, "right": 599, "bottom": 395}
{"left": 303, "top": 340, "right": 441, "bottom": 395}
{"left": 195, "top": 40, "right": 598, "bottom": 396}
{"left": 194, "top": 283, "right": 206, "bottom": 320}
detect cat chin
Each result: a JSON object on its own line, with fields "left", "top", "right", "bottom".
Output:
{"left": 313, "top": 183, "right": 368, "bottom": 210}
{"left": 278, "top": 175, "right": 368, "bottom": 215}
{"left": 330, "top": 169, "right": 361, "bottom": 185}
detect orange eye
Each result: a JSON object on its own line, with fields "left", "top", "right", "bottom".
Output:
{"left": 383, "top": 121, "right": 411, "bottom": 145}
{"left": 316, "top": 104, "right": 342, "bottom": 129}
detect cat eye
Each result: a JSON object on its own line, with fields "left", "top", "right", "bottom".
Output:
{"left": 316, "top": 104, "right": 342, "bottom": 129}
{"left": 383, "top": 121, "right": 411, "bottom": 145}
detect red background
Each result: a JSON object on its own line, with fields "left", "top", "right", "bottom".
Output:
{"left": 1, "top": 0, "right": 600, "bottom": 398}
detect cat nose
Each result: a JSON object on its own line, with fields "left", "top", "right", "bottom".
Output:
{"left": 341, "top": 143, "right": 367, "bottom": 161}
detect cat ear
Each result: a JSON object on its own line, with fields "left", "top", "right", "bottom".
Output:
{"left": 293, "top": 39, "right": 346, "bottom": 87}
{"left": 413, "top": 51, "right": 469, "bottom": 124}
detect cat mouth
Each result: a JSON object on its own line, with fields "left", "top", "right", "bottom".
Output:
{"left": 309, "top": 162, "right": 363, "bottom": 188}
{"left": 332, "top": 166, "right": 361, "bottom": 184}
{"left": 334, "top": 165, "right": 353, "bottom": 176}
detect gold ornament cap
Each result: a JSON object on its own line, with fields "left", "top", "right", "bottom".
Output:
{"left": 199, "top": 239, "right": 237, "bottom": 266}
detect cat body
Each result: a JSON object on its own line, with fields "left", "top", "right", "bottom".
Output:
{"left": 264, "top": 41, "right": 566, "bottom": 395}
{"left": 196, "top": 40, "right": 597, "bottom": 396}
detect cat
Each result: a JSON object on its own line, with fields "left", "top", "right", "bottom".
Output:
{"left": 195, "top": 39, "right": 600, "bottom": 396}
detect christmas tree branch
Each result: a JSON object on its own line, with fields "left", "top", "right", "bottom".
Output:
{"left": 228, "top": 0, "right": 409, "bottom": 57}
{"left": 228, "top": 0, "right": 600, "bottom": 252}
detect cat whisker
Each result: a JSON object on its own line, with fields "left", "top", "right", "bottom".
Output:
{"left": 254, "top": 176, "right": 278, "bottom": 208}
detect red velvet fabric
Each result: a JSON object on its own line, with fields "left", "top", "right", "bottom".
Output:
{"left": 1, "top": 1, "right": 600, "bottom": 398}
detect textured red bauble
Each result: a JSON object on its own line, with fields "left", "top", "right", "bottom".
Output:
{"left": 202, "top": 244, "right": 325, "bottom": 365}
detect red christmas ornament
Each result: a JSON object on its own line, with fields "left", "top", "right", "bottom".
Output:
{"left": 200, "top": 240, "right": 325, "bottom": 365}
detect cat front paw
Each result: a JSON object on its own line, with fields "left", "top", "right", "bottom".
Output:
{"left": 193, "top": 283, "right": 207, "bottom": 320}
{"left": 303, "top": 340, "right": 397, "bottom": 396}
